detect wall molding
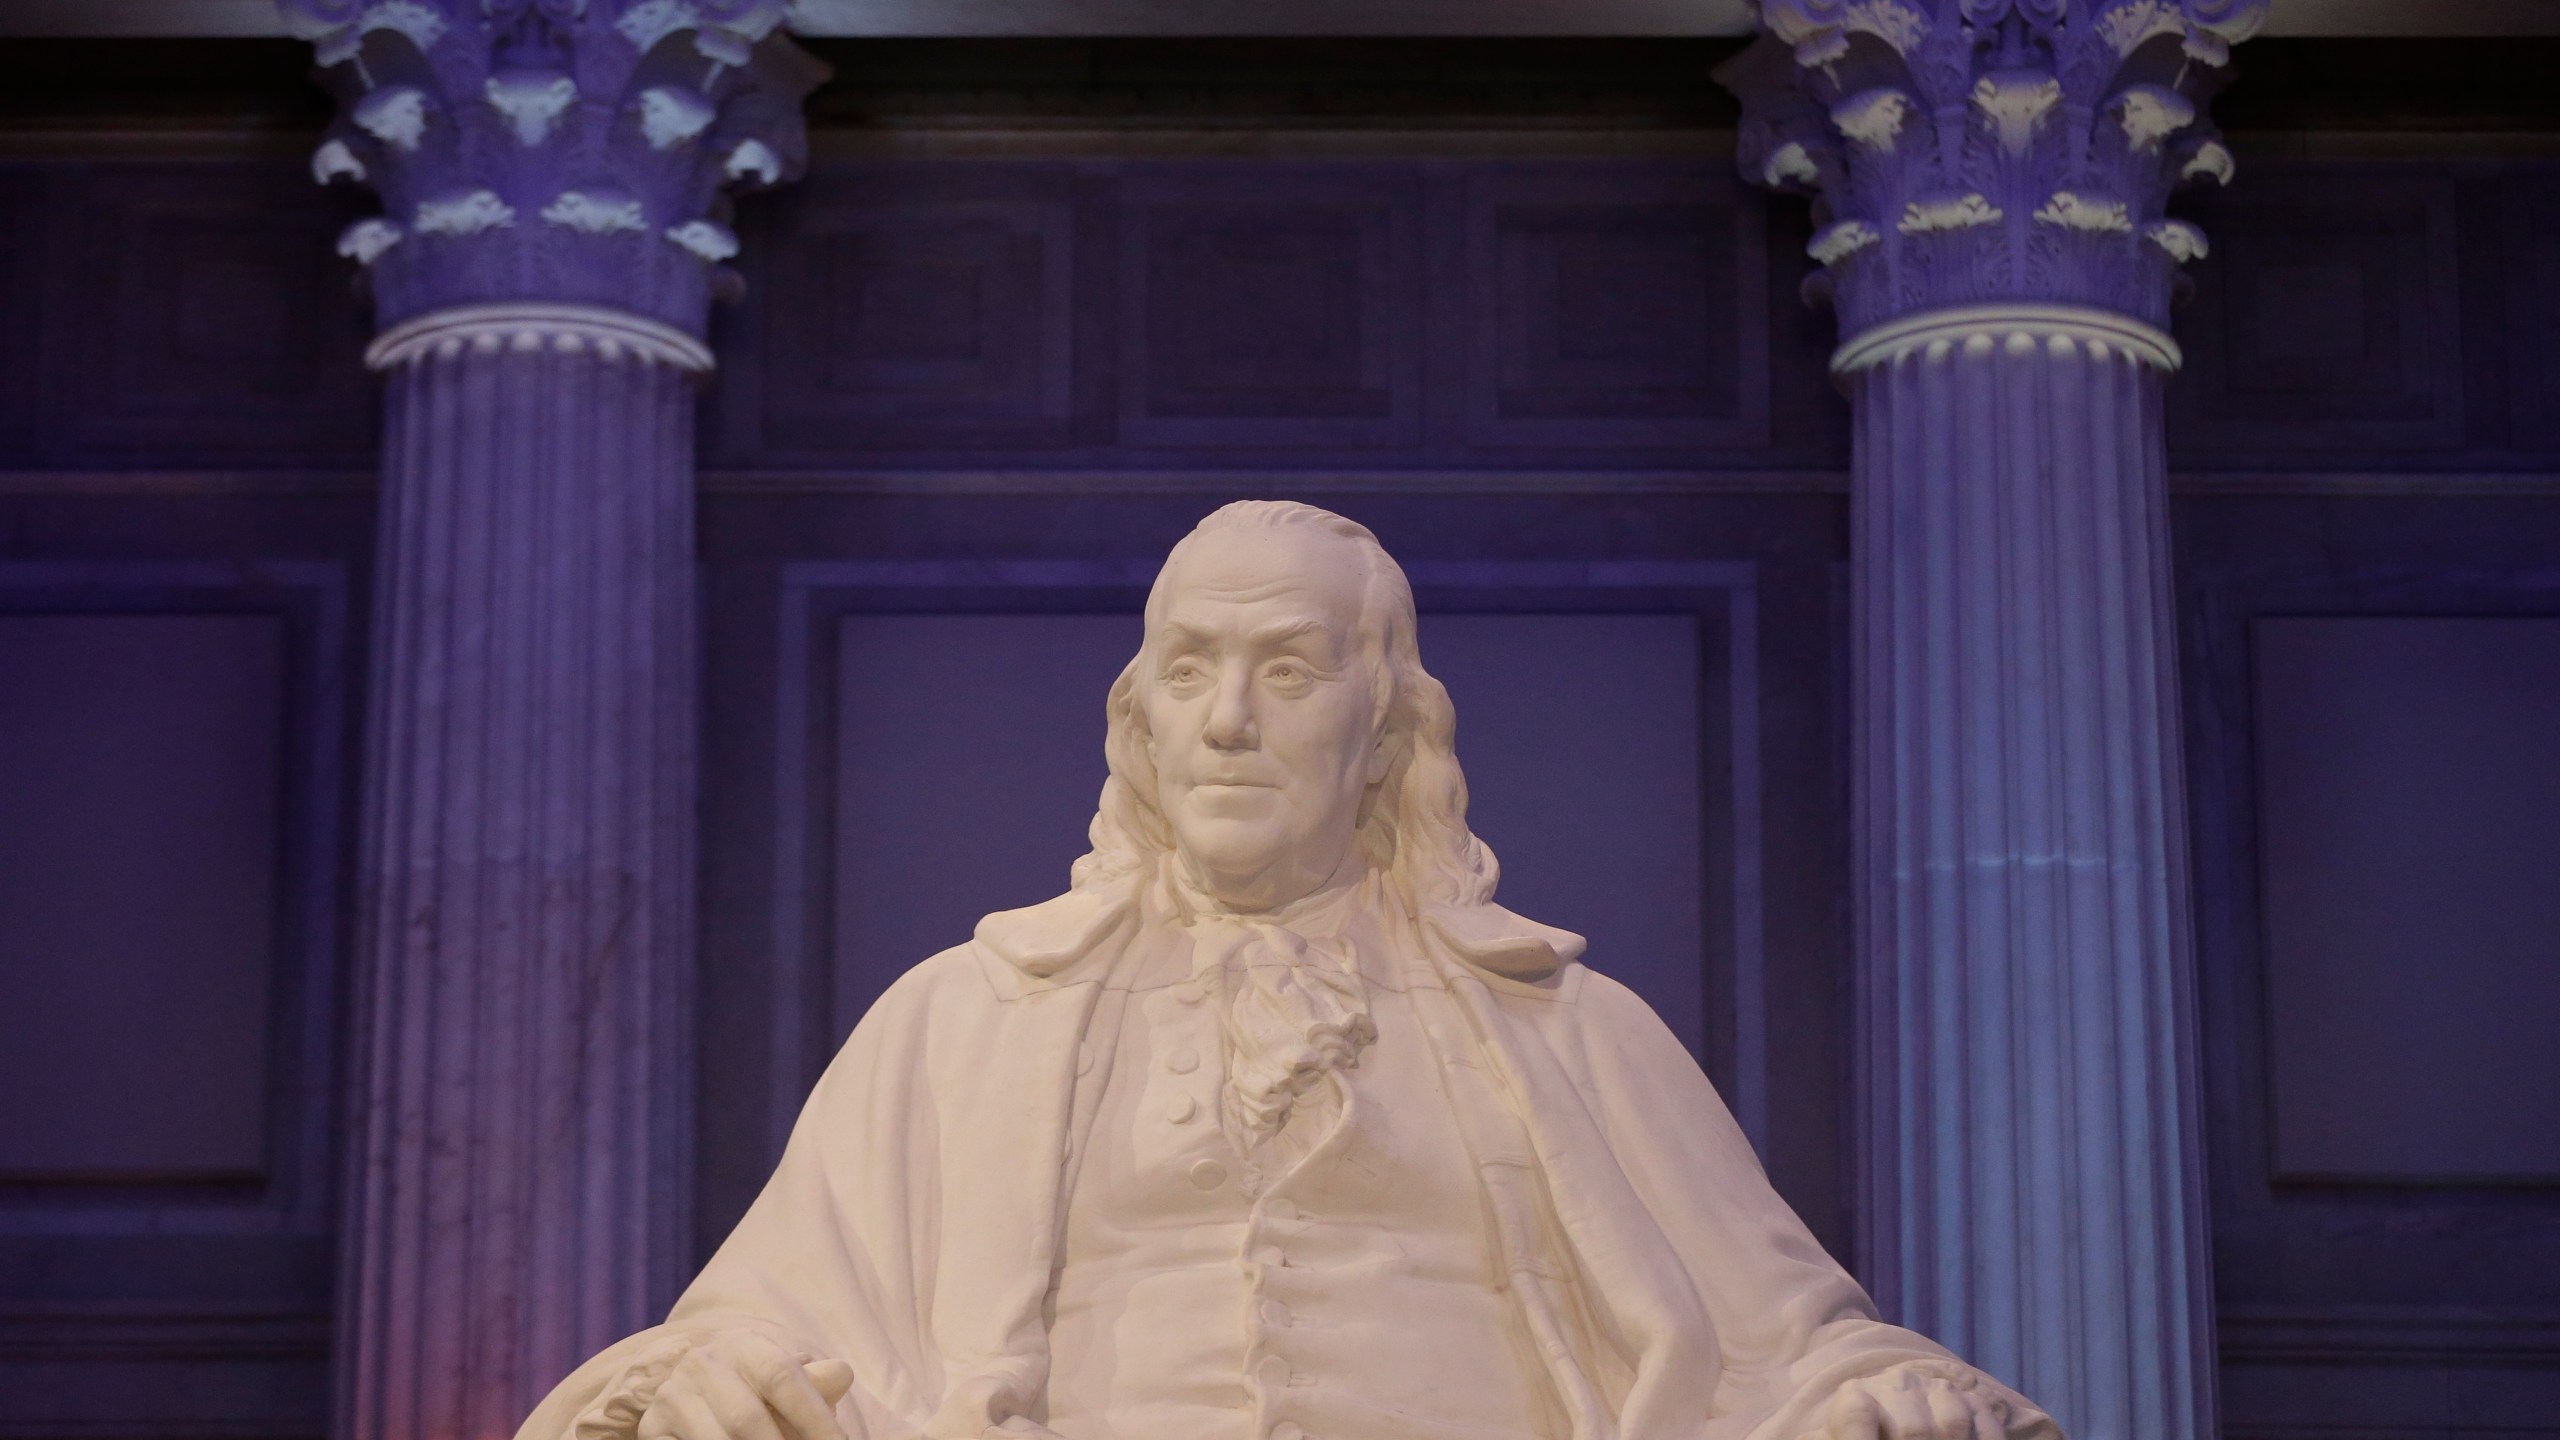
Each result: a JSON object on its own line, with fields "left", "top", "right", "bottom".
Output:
{"left": 0, "top": 1304, "right": 329, "bottom": 1362}
{"left": 15, "top": 0, "right": 2560, "bottom": 38}
{"left": 2221, "top": 1307, "right": 2560, "bottom": 1366}
{"left": 12, "top": 466, "right": 2560, "bottom": 497}
{"left": 703, "top": 468, "right": 1851, "bottom": 494}
{"left": 0, "top": 563, "right": 351, "bottom": 1239}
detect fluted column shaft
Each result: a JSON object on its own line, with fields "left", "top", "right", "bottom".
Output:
{"left": 1721, "top": 4, "right": 2263, "bottom": 1435}
{"left": 280, "top": 3, "right": 823, "bottom": 1432}
{"left": 1844, "top": 309, "right": 2209, "bottom": 1440}
{"left": 346, "top": 310, "right": 708, "bottom": 1439}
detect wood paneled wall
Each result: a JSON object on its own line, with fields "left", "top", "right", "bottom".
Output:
{"left": 2, "top": 142, "right": 2558, "bottom": 1438}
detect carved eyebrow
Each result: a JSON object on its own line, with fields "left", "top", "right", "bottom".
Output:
{"left": 1152, "top": 617, "right": 1336, "bottom": 652}
{"left": 1249, "top": 619, "right": 1332, "bottom": 648}
{"left": 1153, "top": 622, "right": 1217, "bottom": 653}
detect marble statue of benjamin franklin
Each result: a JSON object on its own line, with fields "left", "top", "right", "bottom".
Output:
{"left": 518, "top": 501, "right": 2062, "bottom": 1440}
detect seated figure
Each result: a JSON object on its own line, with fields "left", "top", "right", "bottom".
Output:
{"left": 518, "top": 500, "right": 2062, "bottom": 1440}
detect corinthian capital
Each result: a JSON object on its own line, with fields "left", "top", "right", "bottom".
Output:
{"left": 281, "top": 0, "right": 828, "bottom": 334}
{"left": 1718, "top": 0, "right": 2265, "bottom": 337}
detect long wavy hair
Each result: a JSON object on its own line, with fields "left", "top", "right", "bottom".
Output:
{"left": 1070, "top": 501, "right": 1501, "bottom": 911}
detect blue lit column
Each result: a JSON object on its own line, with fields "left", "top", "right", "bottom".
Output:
{"left": 281, "top": 4, "right": 822, "bottom": 1434}
{"left": 1723, "top": 5, "right": 2262, "bottom": 1438}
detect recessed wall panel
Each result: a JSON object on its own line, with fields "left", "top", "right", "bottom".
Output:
{"left": 832, "top": 614, "right": 1127, "bottom": 1033}
{"left": 66, "top": 166, "right": 377, "bottom": 463}
{"left": 1117, "top": 170, "right": 1422, "bottom": 449}
{"left": 2173, "top": 172, "right": 2464, "bottom": 458}
{"left": 1421, "top": 613, "right": 1705, "bottom": 1049}
{"left": 2254, "top": 617, "right": 2560, "bottom": 1181}
{"left": 1462, "top": 169, "right": 1769, "bottom": 453}
{"left": 0, "top": 615, "right": 287, "bottom": 1180}
{"left": 750, "top": 171, "right": 1078, "bottom": 453}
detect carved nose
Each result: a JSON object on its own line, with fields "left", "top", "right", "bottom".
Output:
{"left": 1204, "top": 676, "right": 1257, "bottom": 749}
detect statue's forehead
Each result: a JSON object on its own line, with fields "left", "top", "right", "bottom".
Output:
{"left": 1149, "top": 529, "right": 1367, "bottom": 637}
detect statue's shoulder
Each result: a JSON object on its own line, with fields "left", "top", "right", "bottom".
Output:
{"left": 1421, "top": 898, "right": 1589, "bottom": 1000}
{"left": 966, "top": 873, "right": 1146, "bottom": 992}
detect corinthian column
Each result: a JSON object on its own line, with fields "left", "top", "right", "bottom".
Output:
{"left": 1721, "top": 5, "right": 2262, "bottom": 1438}
{"left": 280, "top": 4, "right": 822, "bottom": 1435}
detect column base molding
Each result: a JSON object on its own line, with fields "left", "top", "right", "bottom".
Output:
{"left": 1833, "top": 303, "right": 2182, "bottom": 377}
{"left": 365, "top": 302, "right": 715, "bottom": 374}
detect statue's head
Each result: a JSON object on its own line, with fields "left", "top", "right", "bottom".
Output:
{"left": 1075, "top": 501, "right": 1499, "bottom": 914}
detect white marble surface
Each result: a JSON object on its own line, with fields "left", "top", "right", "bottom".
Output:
{"left": 519, "top": 502, "right": 2061, "bottom": 1440}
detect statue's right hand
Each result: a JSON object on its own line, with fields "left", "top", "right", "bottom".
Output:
{"left": 630, "top": 1331, "right": 855, "bottom": 1440}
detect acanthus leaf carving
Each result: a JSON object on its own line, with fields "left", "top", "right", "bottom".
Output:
{"left": 2034, "top": 191, "right": 2133, "bottom": 232}
{"left": 338, "top": 217, "right": 406, "bottom": 265}
{"left": 353, "top": 85, "right": 430, "bottom": 151}
{"left": 1972, "top": 73, "right": 2062, "bottom": 156}
{"left": 2144, "top": 218, "right": 2209, "bottom": 263}
{"left": 662, "top": 218, "right": 739, "bottom": 262}
{"left": 1809, "top": 219, "right": 1882, "bottom": 266}
{"left": 287, "top": 0, "right": 828, "bottom": 335}
{"left": 541, "top": 190, "right": 648, "bottom": 233}
{"left": 2179, "top": 138, "right": 2237, "bottom": 186}
{"left": 2113, "top": 84, "right": 2197, "bottom": 151}
{"left": 1833, "top": 88, "right": 1913, "bottom": 152}
{"left": 415, "top": 189, "right": 517, "bottom": 235}
{"left": 639, "top": 85, "right": 718, "bottom": 149}
{"left": 1716, "top": 0, "right": 2266, "bottom": 337}
{"left": 484, "top": 69, "right": 579, "bottom": 147}
{"left": 723, "top": 137, "right": 783, "bottom": 184}
{"left": 313, "top": 138, "right": 369, "bottom": 184}
{"left": 1901, "top": 194, "right": 2003, "bottom": 234}
{"left": 613, "top": 0, "right": 699, "bottom": 50}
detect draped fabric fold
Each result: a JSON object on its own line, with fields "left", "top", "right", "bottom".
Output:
{"left": 517, "top": 869, "right": 2051, "bottom": 1440}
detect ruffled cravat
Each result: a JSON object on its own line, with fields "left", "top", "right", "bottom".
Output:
{"left": 1183, "top": 900, "right": 1377, "bottom": 1148}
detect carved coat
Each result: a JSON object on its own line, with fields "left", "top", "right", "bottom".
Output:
{"left": 516, "top": 870, "right": 2045, "bottom": 1440}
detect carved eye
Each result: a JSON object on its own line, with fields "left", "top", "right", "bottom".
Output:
{"left": 1164, "top": 659, "right": 1209, "bottom": 691}
{"left": 1264, "top": 662, "right": 1312, "bottom": 694}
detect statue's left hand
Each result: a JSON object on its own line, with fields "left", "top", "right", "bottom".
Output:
{"left": 622, "top": 1332, "right": 854, "bottom": 1440}
{"left": 1812, "top": 1362, "right": 2059, "bottom": 1440}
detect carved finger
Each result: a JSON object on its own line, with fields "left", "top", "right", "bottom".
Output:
{"left": 1923, "top": 1382, "right": 1976, "bottom": 1440}
{"left": 1877, "top": 1380, "right": 1937, "bottom": 1440}
{"left": 697, "top": 1362, "right": 793, "bottom": 1440}
{"left": 1972, "top": 1395, "right": 2010, "bottom": 1440}
{"left": 1824, "top": 1384, "right": 1889, "bottom": 1440}
{"left": 634, "top": 1395, "right": 685, "bottom": 1440}
{"left": 2011, "top": 1408, "right": 2065, "bottom": 1440}
{"left": 742, "top": 1352, "right": 852, "bottom": 1440}
{"left": 803, "top": 1359, "right": 855, "bottom": 1408}
{"left": 656, "top": 1391, "right": 736, "bottom": 1440}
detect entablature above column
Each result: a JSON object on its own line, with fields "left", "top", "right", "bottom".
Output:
{"left": 283, "top": 0, "right": 828, "bottom": 337}
{"left": 1719, "top": 0, "right": 2266, "bottom": 340}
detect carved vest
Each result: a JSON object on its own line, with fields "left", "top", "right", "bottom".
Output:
{"left": 1043, "top": 946, "right": 1563, "bottom": 1440}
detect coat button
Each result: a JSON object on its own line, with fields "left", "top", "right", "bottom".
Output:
{"left": 1250, "top": 1244, "right": 1285, "bottom": 1267}
{"left": 1166, "top": 1046, "right": 1200, "bottom": 1074}
{"left": 1257, "top": 1355, "right": 1293, "bottom": 1390}
{"left": 1188, "top": 1158, "right": 1227, "bottom": 1190}
{"left": 1167, "top": 1095, "right": 1198, "bottom": 1124}
{"left": 1260, "top": 1298, "right": 1290, "bottom": 1327}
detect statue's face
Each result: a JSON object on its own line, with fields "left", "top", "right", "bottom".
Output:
{"left": 1140, "top": 526, "right": 1391, "bottom": 913}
